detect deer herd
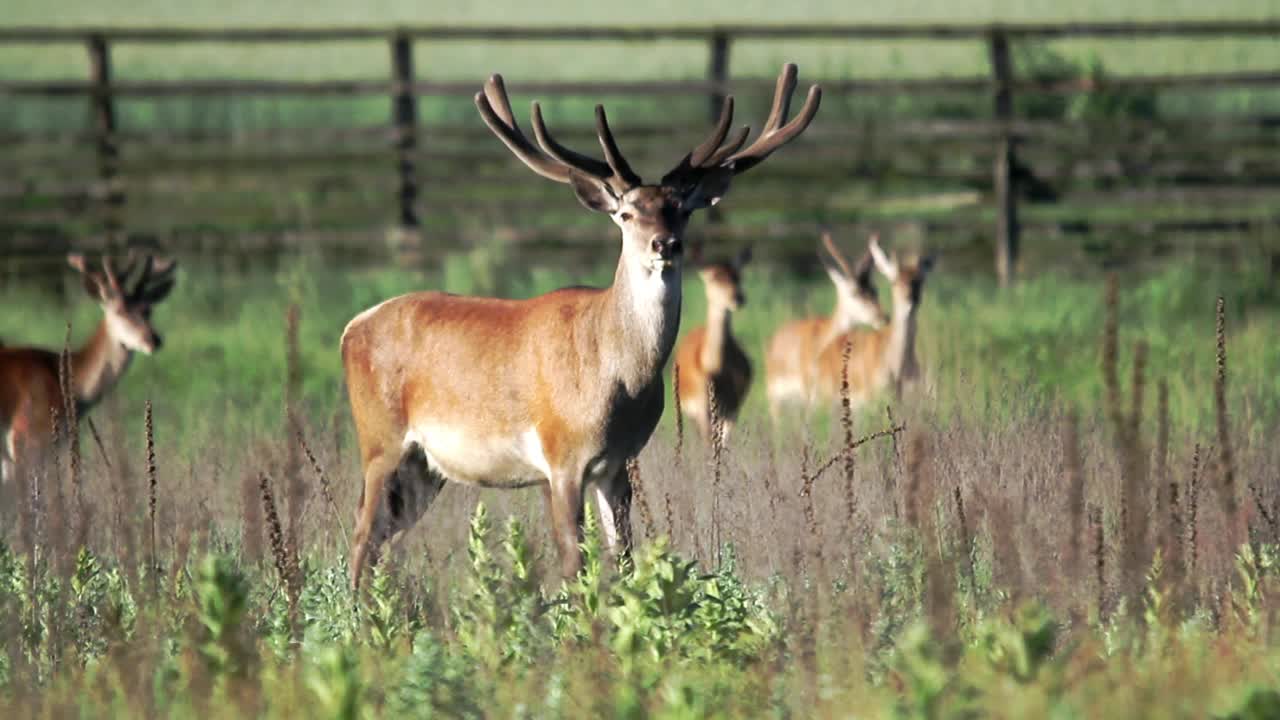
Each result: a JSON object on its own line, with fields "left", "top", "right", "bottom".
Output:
{"left": 0, "top": 63, "right": 935, "bottom": 588}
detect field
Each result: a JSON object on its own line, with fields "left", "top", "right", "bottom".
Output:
{"left": 2, "top": 244, "right": 1280, "bottom": 717}
{"left": 4, "top": 1, "right": 1280, "bottom": 717}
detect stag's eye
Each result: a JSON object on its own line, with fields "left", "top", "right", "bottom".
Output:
{"left": 618, "top": 212, "right": 633, "bottom": 222}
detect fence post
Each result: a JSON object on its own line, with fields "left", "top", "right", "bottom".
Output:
{"left": 707, "top": 31, "right": 731, "bottom": 123}
{"left": 86, "top": 33, "right": 122, "bottom": 244}
{"left": 987, "top": 29, "right": 1019, "bottom": 287}
{"left": 390, "top": 31, "right": 420, "bottom": 244}
{"left": 706, "top": 31, "right": 731, "bottom": 226}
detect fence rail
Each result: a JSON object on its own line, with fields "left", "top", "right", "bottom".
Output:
{"left": 4, "top": 20, "right": 1280, "bottom": 283}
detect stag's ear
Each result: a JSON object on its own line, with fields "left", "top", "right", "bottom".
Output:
{"left": 684, "top": 166, "right": 734, "bottom": 210}
{"left": 569, "top": 171, "right": 618, "bottom": 214}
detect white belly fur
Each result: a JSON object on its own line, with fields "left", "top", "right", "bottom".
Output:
{"left": 405, "top": 424, "right": 550, "bottom": 489}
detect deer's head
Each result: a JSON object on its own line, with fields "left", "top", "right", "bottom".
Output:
{"left": 698, "top": 246, "right": 751, "bottom": 312}
{"left": 820, "top": 232, "right": 886, "bottom": 330}
{"left": 68, "top": 253, "right": 178, "bottom": 355}
{"left": 475, "top": 65, "right": 821, "bottom": 278}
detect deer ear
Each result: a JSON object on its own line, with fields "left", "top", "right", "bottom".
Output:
{"left": 568, "top": 171, "right": 618, "bottom": 214}
{"left": 685, "top": 166, "right": 734, "bottom": 209}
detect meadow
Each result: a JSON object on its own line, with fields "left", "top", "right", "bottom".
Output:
{"left": 4, "top": 1, "right": 1280, "bottom": 717}
{"left": 1, "top": 242, "right": 1279, "bottom": 717}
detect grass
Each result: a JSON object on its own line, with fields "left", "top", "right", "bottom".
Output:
{"left": 2, "top": 239, "right": 1280, "bottom": 715}
{"left": 1, "top": 246, "right": 1280, "bottom": 715}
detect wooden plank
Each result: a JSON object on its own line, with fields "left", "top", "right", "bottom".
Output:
{"left": 6, "top": 71, "right": 1278, "bottom": 100}
{"left": 1, "top": 21, "right": 1279, "bottom": 44}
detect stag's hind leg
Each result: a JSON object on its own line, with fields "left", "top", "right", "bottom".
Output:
{"left": 348, "top": 444, "right": 445, "bottom": 589}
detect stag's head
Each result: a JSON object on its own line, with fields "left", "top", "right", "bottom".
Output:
{"left": 475, "top": 65, "right": 821, "bottom": 277}
{"left": 67, "top": 253, "right": 178, "bottom": 355}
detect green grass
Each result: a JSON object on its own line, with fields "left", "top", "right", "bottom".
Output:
{"left": 2, "top": 244, "right": 1276, "bottom": 461}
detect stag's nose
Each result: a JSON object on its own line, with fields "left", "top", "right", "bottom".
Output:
{"left": 152, "top": 333, "right": 164, "bottom": 352}
{"left": 651, "top": 236, "right": 682, "bottom": 259}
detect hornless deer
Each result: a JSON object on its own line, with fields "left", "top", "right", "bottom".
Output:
{"left": 674, "top": 247, "right": 752, "bottom": 444}
{"left": 341, "top": 65, "right": 821, "bottom": 586}
{"left": 0, "top": 254, "right": 177, "bottom": 485}
{"left": 764, "top": 232, "right": 885, "bottom": 417}
{"left": 811, "top": 238, "right": 934, "bottom": 408}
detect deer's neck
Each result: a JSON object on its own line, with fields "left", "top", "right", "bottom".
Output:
{"left": 883, "top": 297, "right": 918, "bottom": 382}
{"left": 70, "top": 319, "right": 134, "bottom": 412}
{"left": 604, "top": 254, "right": 683, "bottom": 396}
{"left": 700, "top": 302, "right": 732, "bottom": 375}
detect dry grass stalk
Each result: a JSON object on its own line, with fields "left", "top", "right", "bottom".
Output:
{"left": 260, "top": 473, "right": 300, "bottom": 629}
{"left": 284, "top": 304, "right": 306, "bottom": 570}
{"left": 980, "top": 488, "right": 1025, "bottom": 602}
{"left": 1155, "top": 381, "right": 1169, "bottom": 502}
{"left": 298, "top": 429, "right": 346, "bottom": 539}
{"left": 672, "top": 360, "right": 684, "bottom": 470}
{"left": 1062, "top": 411, "right": 1085, "bottom": 582}
{"left": 1188, "top": 443, "right": 1201, "bottom": 577}
{"left": 625, "top": 457, "right": 653, "bottom": 541}
{"left": 1091, "top": 504, "right": 1107, "bottom": 618}
{"left": 1166, "top": 477, "right": 1184, "bottom": 595}
{"left": 1102, "top": 274, "right": 1122, "bottom": 436}
{"left": 59, "top": 321, "right": 87, "bottom": 553}
{"left": 839, "top": 336, "right": 857, "bottom": 530}
{"left": 47, "top": 405, "right": 68, "bottom": 571}
{"left": 885, "top": 405, "right": 902, "bottom": 517}
{"left": 1122, "top": 340, "right": 1149, "bottom": 599}
{"left": 240, "top": 471, "right": 264, "bottom": 564}
{"left": 804, "top": 424, "right": 904, "bottom": 486}
{"left": 145, "top": 399, "right": 158, "bottom": 595}
{"left": 708, "top": 380, "right": 724, "bottom": 564}
{"left": 953, "top": 486, "right": 975, "bottom": 594}
{"left": 1213, "top": 297, "right": 1238, "bottom": 539}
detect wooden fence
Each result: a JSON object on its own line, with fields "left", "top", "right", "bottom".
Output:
{"left": 4, "top": 21, "right": 1280, "bottom": 283}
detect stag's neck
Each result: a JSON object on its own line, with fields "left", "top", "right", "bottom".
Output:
{"left": 70, "top": 320, "right": 133, "bottom": 412}
{"left": 699, "top": 302, "right": 732, "bottom": 375}
{"left": 883, "top": 299, "right": 918, "bottom": 382}
{"left": 604, "top": 255, "right": 682, "bottom": 396}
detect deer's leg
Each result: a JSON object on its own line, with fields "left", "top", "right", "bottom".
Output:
{"left": 349, "top": 450, "right": 402, "bottom": 590}
{"left": 545, "top": 468, "right": 585, "bottom": 578}
{"left": 594, "top": 465, "right": 634, "bottom": 559}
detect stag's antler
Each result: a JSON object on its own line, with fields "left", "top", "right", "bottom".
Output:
{"left": 475, "top": 75, "right": 640, "bottom": 194}
{"left": 663, "top": 63, "right": 822, "bottom": 188}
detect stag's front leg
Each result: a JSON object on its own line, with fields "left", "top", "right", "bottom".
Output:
{"left": 594, "top": 465, "right": 634, "bottom": 559}
{"left": 544, "top": 469, "right": 585, "bottom": 578}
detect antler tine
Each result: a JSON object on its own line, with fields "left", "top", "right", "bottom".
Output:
{"left": 101, "top": 256, "right": 124, "bottom": 296}
{"left": 474, "top": 77, "right": 572, "bottom": 184}
{"left": 704, "top": 125, "right": 751, "bottom": 166}
{"left": 530, "top": 102, "right": 612, "bottom": 178}
{"left": 593, "top": 105, "right": 642, "bottom": 189}
{"left": 726, "top": 64, "right": 822, "bottom": 175}
{"left": 689, "top": 96, "right": 735, "bottom": 167}
{"left": 136, "top": 255, "right": 178, "bottom": 303}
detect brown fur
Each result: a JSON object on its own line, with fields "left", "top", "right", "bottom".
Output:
{"left": 0, "top": 256, "right": 176, "bottom": 486}
{"left": 765, "top": 234, "right": 886, "bottom": 417}
{"left": 674, "top": 254, "right": 752, "bottom": 443}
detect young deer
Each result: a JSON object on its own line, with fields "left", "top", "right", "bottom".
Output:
{"left": 0, "top": 254, "right": 177, "bottom": 485}
{"left": 812, "top": 238, "right": 934, "bottom": 408}
{"left": 674, "top": 247, "right": 752, "bottom": 444}
{"left": 764, "top": 232, "right": 885, "bottom": 417}
{"left": 341, "top": 65, "right": 821, "bottom": 586}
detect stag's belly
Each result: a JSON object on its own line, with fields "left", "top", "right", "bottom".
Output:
{"left": 404, "top": 423, "right": 551, "bottom": 489}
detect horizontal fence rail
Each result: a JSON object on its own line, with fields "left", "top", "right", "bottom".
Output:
{"left": 3, "top": 21, "right": 1280, "bottom": 284}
